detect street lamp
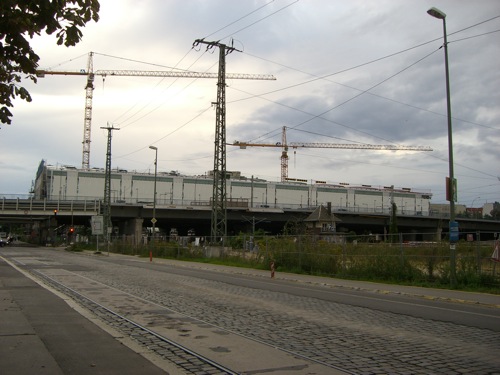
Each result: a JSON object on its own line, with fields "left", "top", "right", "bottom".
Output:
{"left": 471, "top": 197, "right": 481, "bottom": 208}
{"left": 471, "top": 197, "right": 481, "bottom": 218}
{"left": 149, "top": 146, "right": 158, "bottom": 249}
{"left": 428, "top": 6, "right": 457, "bottom": 287}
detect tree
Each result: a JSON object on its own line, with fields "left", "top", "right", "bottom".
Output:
{"left": 0, "top": 1, "right": 100, "bottom": 125}
{"left": 489, "top": 202, "right": 500, "bottom": 220}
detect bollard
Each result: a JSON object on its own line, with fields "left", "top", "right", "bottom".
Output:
{"left": 270, "top": 260, "right": 275, "bottom": 279}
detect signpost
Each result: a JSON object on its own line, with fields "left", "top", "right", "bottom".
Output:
{"left": 91, "top": 215, "right": 104, "bottom": 254}
{"left": 449, "top": 221, "right": 459, "bottom": 243}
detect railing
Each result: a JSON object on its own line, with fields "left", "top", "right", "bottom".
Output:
{"left": 0, "top": 197, "right": 100, "bottom": 214}
{"left": 0, "top": 196, "right": 489, "bottom": 220}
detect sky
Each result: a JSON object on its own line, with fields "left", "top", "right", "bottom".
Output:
{"left": 2, "top": 0, "right": 499, "bottom": 207}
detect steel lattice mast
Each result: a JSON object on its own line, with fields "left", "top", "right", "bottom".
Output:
{"left": 193, "top": 39, "right": 239, "bottom": 242}
{"left": 101, "top": 124, "right": 119, "bottom": 242}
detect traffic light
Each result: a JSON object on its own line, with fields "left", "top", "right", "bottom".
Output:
{"left": 54, "top": 209, "right": 58, "bottom": 216}
{"left": 69, "top": 227, "right": 74, "bottom": 234}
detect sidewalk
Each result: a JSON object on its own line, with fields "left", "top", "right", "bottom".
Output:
{"left": 0, "top": 257, "right": 169, "bottom": 375}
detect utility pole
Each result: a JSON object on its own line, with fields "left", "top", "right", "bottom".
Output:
{"left": 193, "top": 39, "right": 240, "bottom": 244}
{"left": 101, "top": 124, "right": 120, "bottom": 247}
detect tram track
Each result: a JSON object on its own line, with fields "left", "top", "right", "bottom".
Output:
{"left": 28, "top": 267, "right": 239, "bottom": 375}
{"left": 11, "top": 256, "right": 351, "bottom": 375}
{"left": 6, "top": 248, "right": 499, "bottom": 375}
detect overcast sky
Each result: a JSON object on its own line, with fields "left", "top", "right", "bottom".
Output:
{"left": 2, "top": 0, "right": 499, "bottom": 207}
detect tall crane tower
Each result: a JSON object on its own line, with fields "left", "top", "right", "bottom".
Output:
{"left": 231, "top": 126, "right": 433, "bottom": 182}
{"left": 36, "top": 52, "right": 276, "bottom": 170}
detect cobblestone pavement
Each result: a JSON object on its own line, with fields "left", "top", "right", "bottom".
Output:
{"left": 73, "top": 256, "right": 500, "bottom": 374}
{"left": 9, "top": 249, "right": 500, "bottom": 374}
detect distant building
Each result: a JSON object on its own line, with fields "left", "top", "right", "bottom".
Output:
{"left": 483, "top": 203, "right": 494, "bottom": 217}
{"left": 33, "top": 160, "right": 433, "bottom": 216}
{"left": 466, "top": 207, "right": 483, "bottom": 218}
{"left": 429, "top": 203, "right": 466, "bottom": 217}
{"left": 304, "top": 203, "right": 341, "bottom": 239}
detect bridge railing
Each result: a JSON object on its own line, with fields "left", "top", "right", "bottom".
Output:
{"left": 0, "top": 197, "right": 101, "bottom": 214}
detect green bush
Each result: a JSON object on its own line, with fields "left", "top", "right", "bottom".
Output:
{"left": 99, "top": 234, "right": 499, "bottom": 292}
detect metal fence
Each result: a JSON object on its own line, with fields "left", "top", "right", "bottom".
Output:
{"left": 70, "top": 231, "right": 500, "bottom": 288}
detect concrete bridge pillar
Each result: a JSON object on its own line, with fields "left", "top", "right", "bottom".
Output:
{"left": 123, "top": 218, "right": 144, "bottom": 246}
{"left": 436, "top": 227, "right": 442, "bottom": 242}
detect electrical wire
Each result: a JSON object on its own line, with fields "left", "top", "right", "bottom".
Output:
{"left": 450, "top": 28, "right": 500, "bottom": 44}
{"left": 239, "top": 16, "right": 500, "bottom": 132}
{"left": 93, "top": 52, "right": 192, "bottom": 71}
{"left": 108, "top": 9, "right": 500, "bottom": 180}
{"left": 203, "top": 0, "right": 277, "bottom": 39}
{"left": 116, "top": 105, "right": 213, "bottom": 159}
{"left": 113, "top": 53, "right": 214, "bottom": 128}
{"left": 243, "top": 51, "right": 499, "bottom": 132}
{"left": 217, "top": 0, "right": 299, "bottom": 42}
{"left": 229, "top": 48, "right": 440, "bottom": 147}
{"left": 114, "top": 1, "right": 301, "bottom": 160}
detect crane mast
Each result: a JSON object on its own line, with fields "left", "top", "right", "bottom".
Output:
{"left": 36, "top": 52, "right": 276, "bottom": 170}
{"left": 82, "top": 52, "right": 94, "bottom": 170}
{"left": 232, "top": 126, "right": 433, "bottom": 182}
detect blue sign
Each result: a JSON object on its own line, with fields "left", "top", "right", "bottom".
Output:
{"left": 449, "top": 221, "right": 459, "bottom": 243}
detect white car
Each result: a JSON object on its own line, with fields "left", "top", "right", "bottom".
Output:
{"left": 0, "top": 237, "right": 12, "bottom": 247}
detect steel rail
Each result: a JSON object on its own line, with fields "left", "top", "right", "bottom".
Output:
{"left": 25, "top": 262, "right": 356, "bottom": 375}
{"left": 30, "top": 269, "right": 239, "bottom": 375}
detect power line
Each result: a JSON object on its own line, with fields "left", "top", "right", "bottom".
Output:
{"left": 239, "top": 16, "right": 500, "bottom": 132}
{"left": 111, "top": 1, "right": 294, "bottom": 131}
{"left": 218, "top": 0, "right": 300, "bottom": 42}
{"left": 450, "top": 29, "right": 500, "bottom": 44}
{"left": 229, "top": 48, "right": 440, "bottom": 146}
{"left": 204, "top": 0, "right": 277, "bottom": 39}
{"left": 447, "top": 14, "right": 500, "bottom": 36}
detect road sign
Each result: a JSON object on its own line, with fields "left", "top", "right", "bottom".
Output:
{"left": 446, "top": 177, "right": 457, "bottom": 202}
{"left": 151, "top": 218, "right": 157, "bottom": 224}
{"left": 449, "top": 221, "right": 459, "bottom": 243}
{"left": 91, "top": 215, "right": 104, "bottom": 235}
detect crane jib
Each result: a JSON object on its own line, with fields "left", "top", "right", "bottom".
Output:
{"left": 36, "top": 70, "right": 276, "bottom": 80}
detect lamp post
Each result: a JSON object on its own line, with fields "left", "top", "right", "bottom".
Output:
{"left": 428, "top": 7, "right": 457, "bottom": 287}
{"left": 149, "top": 146, "right": 158, "bottom": 253}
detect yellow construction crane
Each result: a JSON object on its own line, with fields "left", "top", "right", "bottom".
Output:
{"left": 36, "top": 52, "right": 276, "bottom": 170}
{"left": 231, "top": 126, "right": 433, "bottom": 182}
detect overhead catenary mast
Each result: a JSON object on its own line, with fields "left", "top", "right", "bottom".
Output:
{"left": 192, "top": 39, "right": 239, "bottom": 243}
{"left": 101, "top": 123, "right": 119, "bottom": 243}
{"left": 191, "top": 39, "right": 275, "bottom": 243}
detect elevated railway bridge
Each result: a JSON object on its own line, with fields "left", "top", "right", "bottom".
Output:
{"left": 1, "top": 198, "right": 498, "bottom": 244}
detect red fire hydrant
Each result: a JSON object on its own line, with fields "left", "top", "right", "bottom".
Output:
{"left": 270, "top": 261, "right": 275, "bottom": 279}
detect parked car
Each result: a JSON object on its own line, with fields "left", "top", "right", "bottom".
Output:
{"left": 0, "top": 236, "right": 13, "bottom": 247}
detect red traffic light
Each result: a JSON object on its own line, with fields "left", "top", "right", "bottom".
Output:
{"left": 69, "top": 227, "right": 74, "bottom": 233}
